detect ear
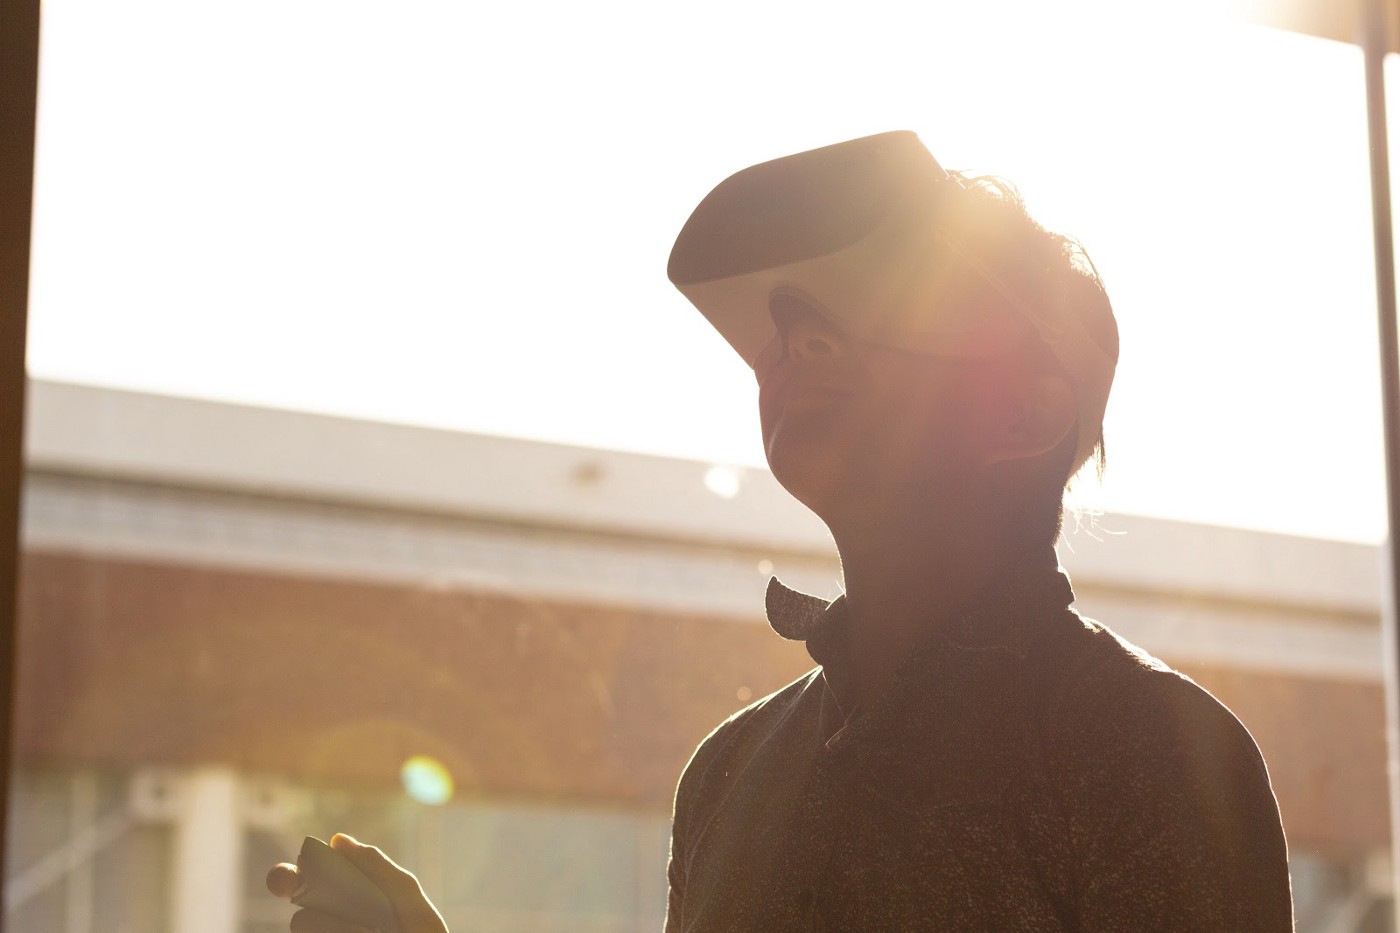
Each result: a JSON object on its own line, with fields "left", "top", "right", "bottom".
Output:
{"left": 982, "top": 372, "right": 1077, "bottom": 464}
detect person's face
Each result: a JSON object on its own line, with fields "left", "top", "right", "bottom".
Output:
{"left": 755, "top": 296, "right": 1012, "bottom": 522}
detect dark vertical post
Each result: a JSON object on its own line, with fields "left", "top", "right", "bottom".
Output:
{"left": 1363, "top": 0, "right": 1400, "bottom": 922}
{"left": 0, "top": 0, "right": 39, "bottom": 928}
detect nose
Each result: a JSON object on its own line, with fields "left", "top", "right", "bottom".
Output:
{"left": 769, "top": 293, "right": 848, "bottom": 362}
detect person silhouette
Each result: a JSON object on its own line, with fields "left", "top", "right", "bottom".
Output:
{"left": 662, "top": 131, "right": 1293, "bottom": 931}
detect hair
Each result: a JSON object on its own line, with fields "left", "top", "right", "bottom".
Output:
{"left": 940, "top": 172, "right": 1118, "bottom": 543}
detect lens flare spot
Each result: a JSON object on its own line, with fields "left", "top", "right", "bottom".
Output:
{"left": 400, "top": 755, "right": 454, "bottom": 806}
{"left": 703, "top": 465, "right": 741, "bottom": 499}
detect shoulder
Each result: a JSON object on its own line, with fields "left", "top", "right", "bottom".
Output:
{"left": 1044, "top": 616, "right": 1268, "bottom": 788}
{"left": 1035, "top": 614, "right": 1293, "bottom": 928}
{"left": 672, "top": 668, "right": 823, "bottom": 821}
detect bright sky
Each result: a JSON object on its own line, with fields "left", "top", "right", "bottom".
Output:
{"left": 26, "top": 0, "right": 1391, "bottom": 544}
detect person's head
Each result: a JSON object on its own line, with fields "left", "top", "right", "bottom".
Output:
{"left": 876, "top": 170, "right": 1116, "bottom": 545}
{"left": 669, "top": 133, "right": 1118, "bottom": 545}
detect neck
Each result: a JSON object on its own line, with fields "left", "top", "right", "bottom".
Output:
{"left": 827, "top": 482, "right": 1035, "bottom": 708}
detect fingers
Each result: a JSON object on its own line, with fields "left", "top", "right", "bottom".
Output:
{"left": 328, "top": 834, "right": 424, "bottom": 904}
{"left": 266, "top": 862, "right": 301, "bottom": 899}
{"left": 328, "top": 834, "right": 448, "bottom": 933}
{"left": 289, "top": 908, "right": 374, "bottom": 933}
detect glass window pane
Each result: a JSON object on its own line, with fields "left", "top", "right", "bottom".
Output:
{"left": 10, "top": 4, "right": 1392, "bottom": 931}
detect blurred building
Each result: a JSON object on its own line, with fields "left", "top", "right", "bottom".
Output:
{"left": 3, "top": 380, "right": 1390, "bottom": 932}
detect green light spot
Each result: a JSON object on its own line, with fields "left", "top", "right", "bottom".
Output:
{"left": 400, "top": 755, "right": 454, "bottom": 806}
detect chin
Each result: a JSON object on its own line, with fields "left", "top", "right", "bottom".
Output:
{"left": 764, "top": 431, "right": 855, "bottom": 519}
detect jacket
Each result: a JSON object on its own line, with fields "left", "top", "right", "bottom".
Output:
{"left": 665, "top": 548, "right": 1293, "bottom": 931}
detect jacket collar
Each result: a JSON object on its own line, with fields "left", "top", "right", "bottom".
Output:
{"left": 764, "top": 545, "right": 1076, "bottom": 664}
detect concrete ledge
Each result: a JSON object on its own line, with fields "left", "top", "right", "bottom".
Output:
{"left": 26, "top": 380, "right": 834, "bottom": 556}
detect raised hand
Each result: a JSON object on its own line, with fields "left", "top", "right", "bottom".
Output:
{"left": 267, "top": 833, "right": 449, "bottom": 933}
